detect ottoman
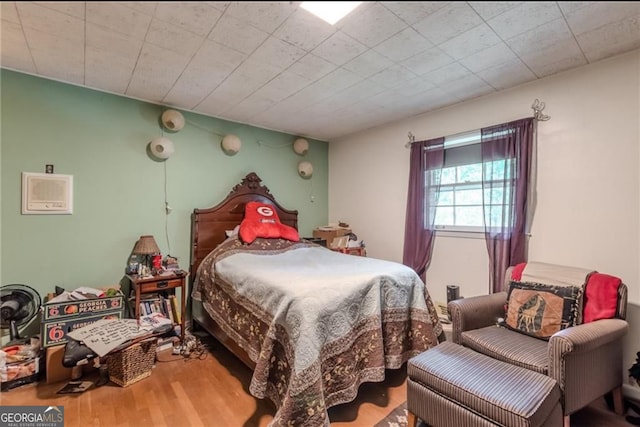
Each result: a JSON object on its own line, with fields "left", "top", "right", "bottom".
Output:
{"left": 407, "top": 342, "right": 562, "bottom": 427}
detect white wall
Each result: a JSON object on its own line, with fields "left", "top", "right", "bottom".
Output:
{"left": 329, "top": 49, "right": 639, "bottom": 306}
{"left": 329, "top": 49, "right": 640, "bottom": 394}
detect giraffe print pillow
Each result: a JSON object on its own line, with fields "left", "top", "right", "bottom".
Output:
{"left": 504, "top": 280, "right": 583, "bottom": 340}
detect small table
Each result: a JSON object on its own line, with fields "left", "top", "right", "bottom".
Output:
{"left": 126, "top": 272, "right": 186, "bottom": 343}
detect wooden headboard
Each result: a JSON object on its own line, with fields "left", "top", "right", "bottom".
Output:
{"left": 189, "top": 172, "right": 298, "bottom": 281}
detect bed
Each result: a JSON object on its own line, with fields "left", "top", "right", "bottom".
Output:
{"left": 190, "top": 172, "right": 444, "bottom": 427}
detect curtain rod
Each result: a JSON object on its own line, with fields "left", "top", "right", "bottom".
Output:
{"left": 405, "top": 98, "right": 550, "bottom": 147}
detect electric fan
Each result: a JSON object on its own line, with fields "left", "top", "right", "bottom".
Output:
{"left": 1, "top": 284, "right": 42, "bottom": 343}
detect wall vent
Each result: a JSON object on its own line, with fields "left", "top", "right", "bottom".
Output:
{"left": 21, "top": 172, "right": 73, "bottom": 215}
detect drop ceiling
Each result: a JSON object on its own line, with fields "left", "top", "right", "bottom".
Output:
{"left": 2, "top": 2, "right": 639, "bottom": 141}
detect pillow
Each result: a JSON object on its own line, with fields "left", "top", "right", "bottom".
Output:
{"left": 583, "top": 273, "right": 621, "bottom": 323}
{"left": 511, "top": 262, "right": 527, "bottom": 281}
{"left": 239, "top": 201, "right": 300, "bottom": 244}
{"left": 505, "top": 280, "right": 583, "bottom": 340}
{"left": 225, "top": 225, "right": 240, "bottom": 238}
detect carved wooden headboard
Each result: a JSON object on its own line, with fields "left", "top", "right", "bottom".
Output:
{"left": 189, "top": 172, "right": 298, "bottom": 281}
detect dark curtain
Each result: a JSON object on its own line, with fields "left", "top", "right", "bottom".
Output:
{"left": 481, "top": 118, "right": 534, "bottom": 293}
{"left": 403, "top": 137, "right": 445, "bottom": 281}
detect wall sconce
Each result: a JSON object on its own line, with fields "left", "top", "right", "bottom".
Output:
{"left": 298, "top": 160, "right": 313, "bottom": 179}
{"left": 148, "top": 136, "right": 175, "bottom": 160}
{"left": 221, "top": 134, "right": 241, "bottom": 156}
{"left": 161, "top": 109, "right": 185, "bottom": 132}
{"left": 293, "top": 138, "right": 309, "bottom": 156}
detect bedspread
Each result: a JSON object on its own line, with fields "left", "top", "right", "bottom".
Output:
{"left": 192, "top": 237, "right": 443, "bottom": 426}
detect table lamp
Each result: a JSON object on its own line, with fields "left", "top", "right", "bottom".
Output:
{"left": 133, "top": 235, "right": 160, "bottom": 275}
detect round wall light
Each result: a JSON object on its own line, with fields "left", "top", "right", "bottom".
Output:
{"left": 298, "top": 160, "right": 313, "bottom": 179}
{"left": 221, "top": 134, "right": 242, "bottom": 156}
{"left": 161, "top": 109, "right": 185, "bottom": 132}
{"left": 293, "top": 138, "right": 309, "bottom": 156}
{"left": 149, "top": 137, "right": 175, "bottom": 160}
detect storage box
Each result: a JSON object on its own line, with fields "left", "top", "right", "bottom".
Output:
{"left": 41, "top": 293, "right": 125, "bottom": 348}
{"left": 312, "top": 228, "right": 351, "bottom": 247}
{"left": 106, "top": 339, "right": 156, "bottom": 387}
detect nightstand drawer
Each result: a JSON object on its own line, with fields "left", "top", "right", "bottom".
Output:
{"left": 138, "top": 278, "right": 182, "bottom": 293}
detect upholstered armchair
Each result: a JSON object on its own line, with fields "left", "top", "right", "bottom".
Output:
{"left": 448, "top": 262, "right": 628, "bottom": 427}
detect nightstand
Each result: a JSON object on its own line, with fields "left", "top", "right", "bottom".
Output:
{"left": 125, "top": 272, "right": 186, "bottom": 343}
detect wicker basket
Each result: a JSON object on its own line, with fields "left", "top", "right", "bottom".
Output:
{"left": 106, "top": 339, "right": 157, "bottom": 387}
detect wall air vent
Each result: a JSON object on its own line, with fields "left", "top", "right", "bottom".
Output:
{"left": 21, "top": 172, "right": 73, "bottom": 215}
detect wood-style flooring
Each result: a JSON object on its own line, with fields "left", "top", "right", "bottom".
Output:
{"left": 2, "top": 333, "right": 634, "bottom": 426}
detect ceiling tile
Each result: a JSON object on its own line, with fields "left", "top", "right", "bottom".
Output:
{"left": 562, "top": 2, "right": 640, "bottom": 35}
{"left": 401, "top": 46, "right": 454, "bottom": 75}
{"left": 315, "top": 67, "right": 363, "bottom": 94}
{"left": 368, "top": 64, "right": 417, "bottom": 89}
{"left": 86, "top": 22, "right": 144, "bottom": 58}
{"left": 145, "top": 19, "right": 205, "bottom": 57}
{"left": 0, "top": 20, "right": 37, "bottom": 72}
{"left": 475, "top": 58, "right": 536, "bottom": 90}
{"left": 32, "top": 1, "right": 86, "bottom": 19}
{"left": 392, "top": 76, "right": 436, "bottom": 97}
{"left": 252, "top": 70, "right": 313, "bottom": 103}
{"left": 86, "top": 2, "right": 151, "bottom": 40}
{"left": 311, "top": 31, "right": 368, "bottom": 66}
{"left": 422, "top": 62, "right": 472, "bottom": 86}
{"left": 233, "top": 57, "right": 283, "bottom": 85}
{"left": 163, "top": 40, "right": 245, "bottom": 108}
{"left": 125, "top": 2, "right": 158, "bottom": 15}
{"left": 381, "top": 2, "right": 449, "bottom": 26}
{"left": 519, "top": 38, "right": 587, "bottom": 77}
{"left": 467, "top": 1, "right": 522, "bottom": 20}
{"left": 487, "top": 2, "right": 562, "bottom": 40}
{"left": 343, "top": 49, "right": 394, "bottom": 78}
{"left": 26, "top": 29, "right": 84, "bottom": 84}
{"left": 2, "top": 2, "right": 20, "bottom": 24}
{"left": 153, "top": 2, "right": 222, "bottom": 37}
{"left": 250, "top": 36, "right": 307, "bottom": 71}
{"left": 225, "top": 94, "right": 275, "bottom": 120}
{"left": 273, "top": 8, "right": 336, "bottom": 51}
{"left": 441, "top": 74, "right": 495, "bottom": 100}
{"left": 126, "top": 43, "right": 191, "bottom": 102}
{"left": 373, "top": 27, "right": 433, "bottom": 62}
{"left": 413, "top": 2, "right": 483, "bottom": 45}
{"left": 208, "top": 13, "right": 269, "bottom": 55}
{"left": 17, "top": 2, "right": 83, "bottom": 42}
{"left": 506, "top": 18, "right": 575, "bottom": 56}
{"left": 224, "top": 2, "right": 296, "bottom": 34}
{"left": 577, "top": 16, "right": 640, "bottom": 62}
{"left": 458, "top": 42, "right": 517, "bottom": 73}
{"left": 85, "top": 50, "right": 136, "bottom": 94}
{"left": 287, "top": 53, "right": 337, "bottom": 81}
{"left": 439, "top": 23, "right": 502, "bottom": 61}
{"left": 339, "top": 2, "right": 406, "bottom": 48}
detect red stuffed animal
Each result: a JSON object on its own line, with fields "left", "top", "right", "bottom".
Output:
{"left": 239, "top": 201, "right": 300, "bottom": 244}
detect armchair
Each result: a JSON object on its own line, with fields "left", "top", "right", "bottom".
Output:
{"left": 448, "top": 262, "right": 628, "bottom": 427}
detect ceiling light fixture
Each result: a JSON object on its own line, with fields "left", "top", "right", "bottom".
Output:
{"left": 300, "top": 1, "right": 362, "bottom": 25}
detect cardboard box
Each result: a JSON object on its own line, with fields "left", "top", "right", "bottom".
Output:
{"left": 41, "top": 293, "right": 125, "bottom": 348}
{"left": 312, "top": 228, "right": 351, "bottom": 245}
{"left": 45, "top": 345, "right": 72, "bottom": 384}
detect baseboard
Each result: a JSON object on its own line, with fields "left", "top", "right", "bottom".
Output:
{"left": 624, "top": 383, "right": 640, "bottom": 402}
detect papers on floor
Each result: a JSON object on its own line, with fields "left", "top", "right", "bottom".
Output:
{"left": 67, "top": 319, "right": 151, "bottom": 357}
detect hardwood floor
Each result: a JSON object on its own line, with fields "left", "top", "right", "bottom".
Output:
{"left": 2, "top": 334, "right": 634, "bottom": 427}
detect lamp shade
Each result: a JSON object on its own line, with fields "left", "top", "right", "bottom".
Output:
{"left": 221, "top": 134, "right": 241, "bottom": 155}
{"left": 161, "top": 109, "right": 185, "bottom": 131}
{"left": 133, "top": 235, "right": 160, "bottom": 255}
{"left": 293, "top": 138, "right": 309, "bottom": 156}
{"left": 298, "top": 161, "right": 313, "bottom": 179}
{"left": 149, "top": 137, "right": 175, "bottom": 160}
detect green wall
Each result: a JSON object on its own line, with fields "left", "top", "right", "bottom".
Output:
{"left": 0, "top": 70, "right": 328, "bottom": 298}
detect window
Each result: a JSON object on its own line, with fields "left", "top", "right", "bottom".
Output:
{"left": 427, "top": 131, "right": 515, "bottom": 232}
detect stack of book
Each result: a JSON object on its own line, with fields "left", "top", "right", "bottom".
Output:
{"left": 138, "top": 294, "right": 181, "bottom": 325}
